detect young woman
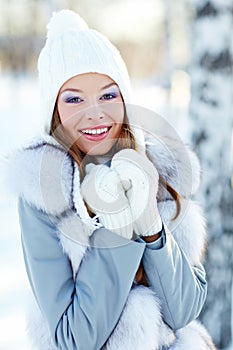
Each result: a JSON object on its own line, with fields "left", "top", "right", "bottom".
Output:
{"left": 10, "top": 9, "right": 216, "bottom": 350}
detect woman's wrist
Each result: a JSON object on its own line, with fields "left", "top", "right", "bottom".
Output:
{"left": 140, "top": 222, "right": 164, "bottom": 243}
{"left": 141, "top": 231, "right": 162, "bottom": 243}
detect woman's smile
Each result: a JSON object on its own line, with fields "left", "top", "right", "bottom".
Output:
{"left": 79, "top": 125, "right": 112, "bottom": 141}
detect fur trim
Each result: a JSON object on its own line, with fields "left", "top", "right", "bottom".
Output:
{"left": 2, "top": 134, "right": 99, "bottom": 240}
{"left": 57, "top": 215, "right": 89, "bottom": 276}
{"left": 2, "top": 136, "right": 73, "bottom": 216}
{"left": 26, "top": 288, "right": 216, "bottom": 350}
{"left": 58, "top": 213, "right": 92, "bottom": 246}
{"left": 104, "top": 285, "right": 175, "bottom": 350}
{"left": 26, "top": 293, "right": 56, "bottom": 350}
{"left": 72, "top": 161, "right": 98, "bottom": 227}
{"left": 159, "top": 199, "right": 207, "bottom": 264}
{"left": 170, "top": 320, "right": 217, "bottom": 350}
{"left": 146, "top": 135, "right": 201, "bottom": 199}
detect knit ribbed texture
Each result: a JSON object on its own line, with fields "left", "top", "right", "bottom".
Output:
{"left": 111, "top": 149, "right": 162, "bottom": 237}
{"left": 98, "top": 208, "right": 133, "bottom": 240}
{"left": 134, "top": 204, "right": 162, "bottom": 236}
{"left": 81, "top": 164, "right": 134, "bottom": 240}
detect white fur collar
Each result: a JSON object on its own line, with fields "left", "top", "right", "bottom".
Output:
{"left": 3, "top": 133, "right": 201, "bottom": 214}
{"left": 145, "top": 135, "right": 201, "bottom": 198}
{"left": 3, "top": 134, "right": 98, "bottom": 223}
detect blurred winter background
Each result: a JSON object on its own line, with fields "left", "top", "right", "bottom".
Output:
{"left": 0, "top": 0, "right": 232, "bottom": 349}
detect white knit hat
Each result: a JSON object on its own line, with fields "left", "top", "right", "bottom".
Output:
{"left": 38, "top": 9, "right": 144, "bottom": 149}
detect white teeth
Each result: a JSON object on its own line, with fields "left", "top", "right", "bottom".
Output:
{"left": 81, "top": 127, "right": 108, "bottom": 135}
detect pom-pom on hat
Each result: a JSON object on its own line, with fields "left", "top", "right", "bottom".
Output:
{"left": 38, "top": 9, "right": 143, "bottom": 145}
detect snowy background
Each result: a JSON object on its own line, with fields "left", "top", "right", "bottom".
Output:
{"left": 0, "top": 1, "right": 232, "bottom": 349}
{"left": 0, "top": 76, "right": 40, "bottom": 350}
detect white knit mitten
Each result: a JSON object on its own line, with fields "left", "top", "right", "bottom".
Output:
{"left": 111, "top": 149, "right": 162, "bottom": 237}
{"left": 81, "top": 164, "right": 133, "bottom": 239}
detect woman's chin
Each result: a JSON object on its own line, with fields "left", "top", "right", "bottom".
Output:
{"left": 80, "top": 140, "right": 117, "bottom": 157}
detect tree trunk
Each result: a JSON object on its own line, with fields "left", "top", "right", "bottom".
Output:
{"left": 188, "top": 1, "right": 233, "bottom": 348}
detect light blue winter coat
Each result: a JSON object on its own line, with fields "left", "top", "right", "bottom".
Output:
{"left": 8, "top": 135, "right": 216, "bottom": 349}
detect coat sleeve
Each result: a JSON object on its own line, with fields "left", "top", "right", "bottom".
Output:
{"left": 142, "top": 226, "right": 207, "bottom": 330}
{"left": 18, "top": 198, "right": 145, "bottom": 350}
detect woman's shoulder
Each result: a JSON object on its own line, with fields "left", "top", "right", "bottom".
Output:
{"left": 2, "top": 134, "right": 74, "bottom": 216}
{"left": 145, "top": 135, "right": 201, "bottom": 198}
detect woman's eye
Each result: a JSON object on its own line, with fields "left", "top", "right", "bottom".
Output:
{"left": 65, "top": 96, "right": 83, "bottom": 104}
{"left": 100, "top": 92, "right": 117, "bottom": 101}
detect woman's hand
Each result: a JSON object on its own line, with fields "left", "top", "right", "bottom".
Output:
{"left": 111, "top": 149, "right": 162, "bottom": 237}
{"left": 81, "top": 164, "right": 133, "bottom": 239}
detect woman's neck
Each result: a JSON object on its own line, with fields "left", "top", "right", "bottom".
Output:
{"left": 93, "top": 153, "right": 112, "bottom": 165}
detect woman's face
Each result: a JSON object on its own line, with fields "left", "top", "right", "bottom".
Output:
{"left": 57, "top": 73, "right": 124, "bottom": 156}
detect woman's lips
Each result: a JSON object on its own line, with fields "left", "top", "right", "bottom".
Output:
{"left": 79, "top": 126, "right": 112, "bottom": 141}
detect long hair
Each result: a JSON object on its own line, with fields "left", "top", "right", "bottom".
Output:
{"left": 50, "top": 103, "right": 181, "bottom": 285}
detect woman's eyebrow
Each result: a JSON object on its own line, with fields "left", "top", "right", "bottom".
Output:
{"left": 100, "top": 83, "right": 118, "bottom": 90}
{"left": 60, "top": 83, "right": 118, "bottom": 94}
{"left": 61, "top": 88, "right": 83, "bottom": 93}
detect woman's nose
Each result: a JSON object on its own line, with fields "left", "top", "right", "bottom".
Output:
{"left": 84, "top": 105, "right": 104, "bottom": 121}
